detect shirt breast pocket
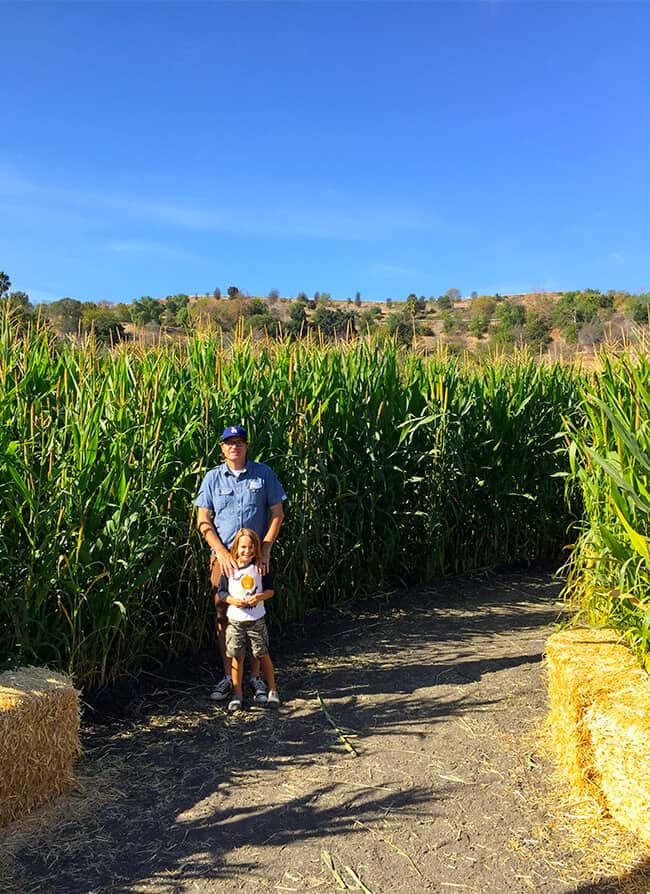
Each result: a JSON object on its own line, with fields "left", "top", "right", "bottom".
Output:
{"left": 245, "top": 478, "right": 264, "bottom": 506}
{"left": 214, "top": 488, "right": 234, "bottom": 511}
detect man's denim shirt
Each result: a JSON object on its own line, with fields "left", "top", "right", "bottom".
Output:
{"left": 194, "top": 460, "right": 287, "bottom": 549}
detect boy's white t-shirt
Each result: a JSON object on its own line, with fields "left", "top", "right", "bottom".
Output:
{"left": 226, "top": 563, "right": 267, "bottom": 622}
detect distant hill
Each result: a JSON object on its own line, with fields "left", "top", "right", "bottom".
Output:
{"left": 21, "top": 279, "right": 650, "bottom": 360}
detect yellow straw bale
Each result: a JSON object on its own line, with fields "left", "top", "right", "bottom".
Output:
{"left": 545, "top": 628, "right": 623, "bottom": 791}
{"left": 0, "top": 666, "right": 81, "bottom": 826}
{"left": 586, "top": 678, "right": 650, "bottom": 844}
{"left": 546, "top": 627, "right": 650, "bottom": 842}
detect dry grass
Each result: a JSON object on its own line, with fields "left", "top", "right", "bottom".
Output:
{"left": 534, "top": 724, "right": 650, "bottom": 894}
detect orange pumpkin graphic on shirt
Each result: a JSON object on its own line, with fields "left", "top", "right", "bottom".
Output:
{"left": 241, "top": 574, "right": 256, "bottom": 594}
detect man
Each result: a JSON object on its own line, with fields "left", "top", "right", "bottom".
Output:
{"left": 195, "top": 425, "right": 286, "bottom": 704}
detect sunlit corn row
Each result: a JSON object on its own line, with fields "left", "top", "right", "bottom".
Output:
{"left": 0, "top": 320, "right": 212, "bottom": 689}
{"left": 562, "top": 352, "right": 650, "bottom": 669}
{"left": 0, "top": 313, "right": 580, "bottom": 688}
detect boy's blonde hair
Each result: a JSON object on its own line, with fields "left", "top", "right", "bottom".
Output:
{"left": 230, "top": 528, "right": 262, "bottom": 562}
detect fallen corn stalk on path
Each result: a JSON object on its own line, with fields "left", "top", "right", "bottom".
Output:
{"left": 2, "top": 567, "right": 650, "bottom": 893}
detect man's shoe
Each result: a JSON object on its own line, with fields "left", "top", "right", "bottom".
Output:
{"left": 266, "top": 690, "right": 280, "bottom": 708}
{"left": 227, "top": 695, "right": 243, "bottom": 712}
{"left": 210, "top": 676, "right": 233, "bottom": 702}
{"left": 250, "top": 676, "right": 268, "bottom": 704}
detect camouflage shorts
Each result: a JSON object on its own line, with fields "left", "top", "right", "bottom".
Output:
{"left": 225, "top": 617, "right": 269, "bottom": 658}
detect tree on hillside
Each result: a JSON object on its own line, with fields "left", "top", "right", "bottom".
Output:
{"left": 441, "top": 308, "right": 467, "bottom": 337}
{"left": 551, "top": 294, "right": 578, "bottom": 329}
{"left": 187, "top": 297, "right": 221, "bottom": 329}
{"left": 81, "top": 304, "right": 126, "bottom": 343}
{"left": 130, "top": 296, "right": 162, "bottom": 326}
{"left": 627, "top": 293, "right": 650, "bottom": 325}
{"left": 227, "top": 286, "right": 240, "bottom": 299}
{"left": 243, "top": 298, "right": 267, "bottom": 317}
{"left": 355, "top": 291, "right": 361, "bottom": 307}
{"left": 311, "top": 306, "right": 357, "bottom": 340}
{"left": 0, "top": 274, "right": 33, "bottom": 328}
{"left": 244, "top": 304, "right": 278, "bottom": 336}
{"left": 286, "top": 300, "right": 308, "bottom": 337}
{"left": 45, "top": 297, "right": 84, "bottom": 334}
{"left": 358, "top": 305, "right": 382, "bottom": 333}
{"left": 0, "top": 272, "right": 11, "bottom": 297}
{"left": 206, "top": 296, "right": 264, "bottom": 331}
{"left": 162, "top": 293, "right": 189, "bottom": 327}
{"left": 469, "top": 295, "right": 497, "bottom": 338}
{"left": 490, "top": 302, "right": 526, "bottom": 350}
{"left": 496, "top": 302, "right": 526, "bottom": 328}
{"left": 384, "top": 310, "right": 417, "bottom": 346}
{"left": 552, "top": 290, "right": 613, "bottom": 330}
{"left": 522, "top": 312, "right": 552, "bottom": 351}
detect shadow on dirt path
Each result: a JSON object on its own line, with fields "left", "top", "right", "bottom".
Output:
{"left": 2, "top": 567, "right": 650, "bottom": 893}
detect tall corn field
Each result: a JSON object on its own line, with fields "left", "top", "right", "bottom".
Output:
{"left": 0, "top": 311, "right": 582, "bottom": 689}
{"left": 562, "top": 352, "right": 650, "bottom": 670}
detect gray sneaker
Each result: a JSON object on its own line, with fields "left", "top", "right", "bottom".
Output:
{"left": 227, "top": 695, "right": 243, "bottom": 712}
{"left": 266, "top": 690, "right": 280, "bottom": 708}
{"left": 210, "top": 676, "right": 233, "bottom": 702}
{"left": 250, "top": 676, "right": 268, "bottom": 704}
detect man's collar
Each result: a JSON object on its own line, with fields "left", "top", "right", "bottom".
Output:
{"left": 223, "top": 460, "right": 250, "bottom": 476}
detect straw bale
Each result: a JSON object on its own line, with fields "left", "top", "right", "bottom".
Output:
{"left": 0, "top": 666, "right": 81, "bottom": 826}
{"left": 586, "top": 679, "right": 650, "bottom": 844}
{"left": 545, "top": 628, "right": 623, "bottom": 790}
{"left": 546, "top": 627, "right": 650, "bottom": 843}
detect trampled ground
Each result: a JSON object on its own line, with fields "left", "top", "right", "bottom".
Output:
{"left": 2, "top": 568, "right": 650, "bottom": 893}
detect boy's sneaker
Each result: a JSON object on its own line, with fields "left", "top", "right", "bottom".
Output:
{"left": 250, "top": 676, "right": 268, "bottom": 704}
{"left": 210, "top": 676, "right": 233, "bottom": 702}
{"left": 266, "top": 690, "right": 280, "bottom": 708}
{"left": 227, "top": 695, "right": 243, "bottom": 712}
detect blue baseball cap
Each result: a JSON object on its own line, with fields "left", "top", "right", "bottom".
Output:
{"left": 220, "top": 425, "right": 248, "bottom": 442}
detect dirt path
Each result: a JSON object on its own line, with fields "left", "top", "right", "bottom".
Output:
{"left": 2, "top": 568, "right": 650, "bottom": 893}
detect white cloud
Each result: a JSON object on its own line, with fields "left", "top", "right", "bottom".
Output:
{"left": 372, "top": 262, "right": 426, "bottom": 279}
{"left": 0, "top": 163, "right": 442, "bottom": 243}
{"left": 106, "top": 240, "right": 198, "bottom": 260}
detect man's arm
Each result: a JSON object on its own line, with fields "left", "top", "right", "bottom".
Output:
{"left": 260, "top": 502, "right": 284, "bottom": 572}
{"left": 197, "top": 507, "right": 238, "bottom": 576}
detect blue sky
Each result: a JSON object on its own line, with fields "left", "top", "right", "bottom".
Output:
{"left": 2, "top": 1, "right": 649, "bottom": 304}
